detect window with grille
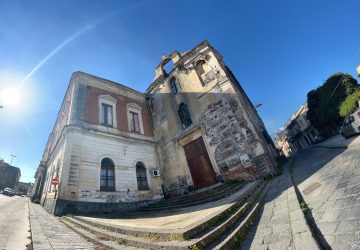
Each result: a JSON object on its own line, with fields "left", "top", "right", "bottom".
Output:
{"left": 170, "top": 77, "right": 181, "bottom": 94}
{"left": 178, "top": 103, "right": 192, "bottom": 129}
{"left": 100, "top": 158, "right": 115, "bottom": 191}
{"left": 101, "top": 103, "right": 113, "bottom": 127}
{"left": 136, "top": 162, "right": 149, "bottom": 190}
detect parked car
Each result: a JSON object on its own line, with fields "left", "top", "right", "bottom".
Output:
{"left": 2, "top": 188, "right": 14, "bottom": 196}
{"left": 340, "top": 111, "right": 360, "bottom": 139}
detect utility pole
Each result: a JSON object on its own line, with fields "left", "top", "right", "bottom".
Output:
{"left": 10, "top": 154, "right": 16, "bottom": 165}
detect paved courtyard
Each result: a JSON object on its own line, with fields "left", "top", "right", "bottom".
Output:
{"left": 0, "top": 195, "right": 31, "bottom": 250}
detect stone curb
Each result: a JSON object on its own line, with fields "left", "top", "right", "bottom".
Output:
{"left": 26, "top": 200, "right": 34, "bottom": 250}
{"left": 285, "top": 163, "right": 320, "bottom": 250}
{"left": 315, "top": 145, "right": 348, "bottom": 149}
{"left": 285, "top": 165, "right": 320, "bottom": 250}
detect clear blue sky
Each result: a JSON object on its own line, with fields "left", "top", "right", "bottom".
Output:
{"left": 0, "top": 0, "right": 359, "bottom": 183}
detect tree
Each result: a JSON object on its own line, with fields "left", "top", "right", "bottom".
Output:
{"left": 339, "top": 89, "right": 360, "bottom": 117}
{"left": 307, "top": 73, "right": 359, "bottom": 134}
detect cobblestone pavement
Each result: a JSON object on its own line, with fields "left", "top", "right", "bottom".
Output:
{"left": 292, "top": 146, "right": 360, "bottom": 249}
{"left": 317, "top": 134, "right": 360, "bottom": 148}
{"left": 242, "top": 163, "right": 318, "bottom": 250}
{"left": 0, "top": 194, "right": 31, "bottom": 250}
{"left": 29, "top": 202, "right": 94, "bottom": 250}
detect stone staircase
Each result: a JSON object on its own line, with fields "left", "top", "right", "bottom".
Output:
{"left": 60, "top": 180, "right": 270, "bottom": 249}
{"left": 139, "top": 181, "right": 246, "bottom": 212}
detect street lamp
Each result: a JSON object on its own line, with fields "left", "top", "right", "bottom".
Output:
{"left": 10, "top": 154, "right": 16, "bottom": 165}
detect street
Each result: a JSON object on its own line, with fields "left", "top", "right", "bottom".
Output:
{"left": 292, "top": 142, "right": 360, "bottom": 249}
{"left": 0, "top": 194, "right": 30, "bottom": 250}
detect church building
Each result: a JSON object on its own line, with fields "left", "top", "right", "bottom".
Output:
{"left": 32, "top": 41, "right": 277, "bottom": 215}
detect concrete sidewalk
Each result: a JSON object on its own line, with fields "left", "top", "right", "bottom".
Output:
{"left": 29, "top": 202, "right": 94, "bottom": 250}
{"left": 317, "top": 134, "right": 360, "bottom": 149}
{"left": 242, "top": 163, "right": 319, "bottom": 250}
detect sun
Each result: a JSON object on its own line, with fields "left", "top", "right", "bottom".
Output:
{"left": 1, "top": 87, "right": 21, "bottom": 107}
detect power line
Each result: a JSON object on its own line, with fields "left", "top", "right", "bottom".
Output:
{"left": 329, "top": 47, "right": 360, "bottom": 98}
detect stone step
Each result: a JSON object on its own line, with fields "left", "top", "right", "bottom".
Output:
{"left": 140, "top": 182, "right": 246, "bottom": 211}
{"left": 158, "top": 181, "right": 242, "bottom": 205}
{"left": 61, "top": 218, "right": 168, "bottom": 249}
{"left": 152, "top": 182, "right": 245, "bottom": 207}
{"left": 69, "top": 181, "right": 262, "bottom": 240}
{"left": 206, "top": 180, "right": 270, "bottom": 250}
{"left": 60, "top": 218, "right": 147, "bottom": 250}
{"left": 186, "top": 181, "right": 269, "bottom": 249}
{"left": 182, "top": 181, "right": 264, "bottom": 239}
{"left": 60, "top": 181, "right": 268, "bottom": 250}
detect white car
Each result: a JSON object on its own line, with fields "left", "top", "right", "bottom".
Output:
{"left": 2, "top": 188, "right": 14, "bottom": 196}
{"left": 340, "top": 111, "right": 360, "bottom": 139}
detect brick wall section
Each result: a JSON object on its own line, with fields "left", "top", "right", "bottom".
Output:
{"left": 84, "top": 85, "right": 153, "bottom": 137}
{"left": 74, "top": 84, "right": 86, "bottom": 122}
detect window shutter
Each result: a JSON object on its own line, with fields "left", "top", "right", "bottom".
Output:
{"left": 107, "top": 106, "right": 113, "bottom": 125}
{"left": 101, "top": 104, "right": 105, "bottom": 124}
{"left": 134, "top": 113, "right": 140, "bottom": 132}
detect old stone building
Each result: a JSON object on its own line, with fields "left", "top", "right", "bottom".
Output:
{"left": 147, "top": 41, "right": 276, "bottom": 197}
{"left": 0, "top": 159, "right": 21, "bottom": 189}
{"left": 32, "top": 41, "right": 276, "bottom": 215}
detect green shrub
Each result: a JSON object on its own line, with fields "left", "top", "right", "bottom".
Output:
{"left": 339, "top": 89, "right": 360, "bottom": 117}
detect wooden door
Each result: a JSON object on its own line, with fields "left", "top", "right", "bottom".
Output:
{"left": 183, "top": 137, "right": 216, "bottom": 189}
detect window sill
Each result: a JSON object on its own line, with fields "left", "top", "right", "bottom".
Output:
{"left": 101, "top": 123, "right": 114, "bottom": 128}
{"left": 130, "top": 130, "right": 143, "bottom": 135}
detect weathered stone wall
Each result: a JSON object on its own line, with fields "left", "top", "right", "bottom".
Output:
{"left": 148, "top": 41, "right": 275, "bottom": 194}
{"left": 199, "top": 98, "right": 263, "bottom": 179}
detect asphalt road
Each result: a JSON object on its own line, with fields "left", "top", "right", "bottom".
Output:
{"left": 0, "top": 194, "right": 31, "bottom": 250}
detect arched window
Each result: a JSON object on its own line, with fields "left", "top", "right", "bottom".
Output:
{"left": 170, "top": 77, "right": 181, "bottom": 94}
{"left": 100, "top": 158, "right": 115, "bottom": 191}
{"left": 196, "top": 60, "right": 208, "bottom": 86}
{"left": 178, "top": 103, "right": 192, "bottom": 129}
{"left": 136, "top": 162, "right": 149, "bottom": 190}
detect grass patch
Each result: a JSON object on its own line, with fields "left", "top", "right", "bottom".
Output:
{"left": 300, "top": 202, "right": 308, "bottom": 214}
{"left": 191, "top": 244, "right": 204, "bottom": 250}
{"left": 116, "top": 238, "right": 126, "bottom": 245}
{"left": 26, "top": 243, "right": 33, "bottom": 250}
{"left": 145, "top": 233, "right": 186, "bottom": 242}
{"left": 95, "top": 233, "right": 109, "bottom": 241}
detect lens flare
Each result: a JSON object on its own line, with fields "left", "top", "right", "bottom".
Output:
{"left": 1, "top": 87, "right": 21, "bottom": 107}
